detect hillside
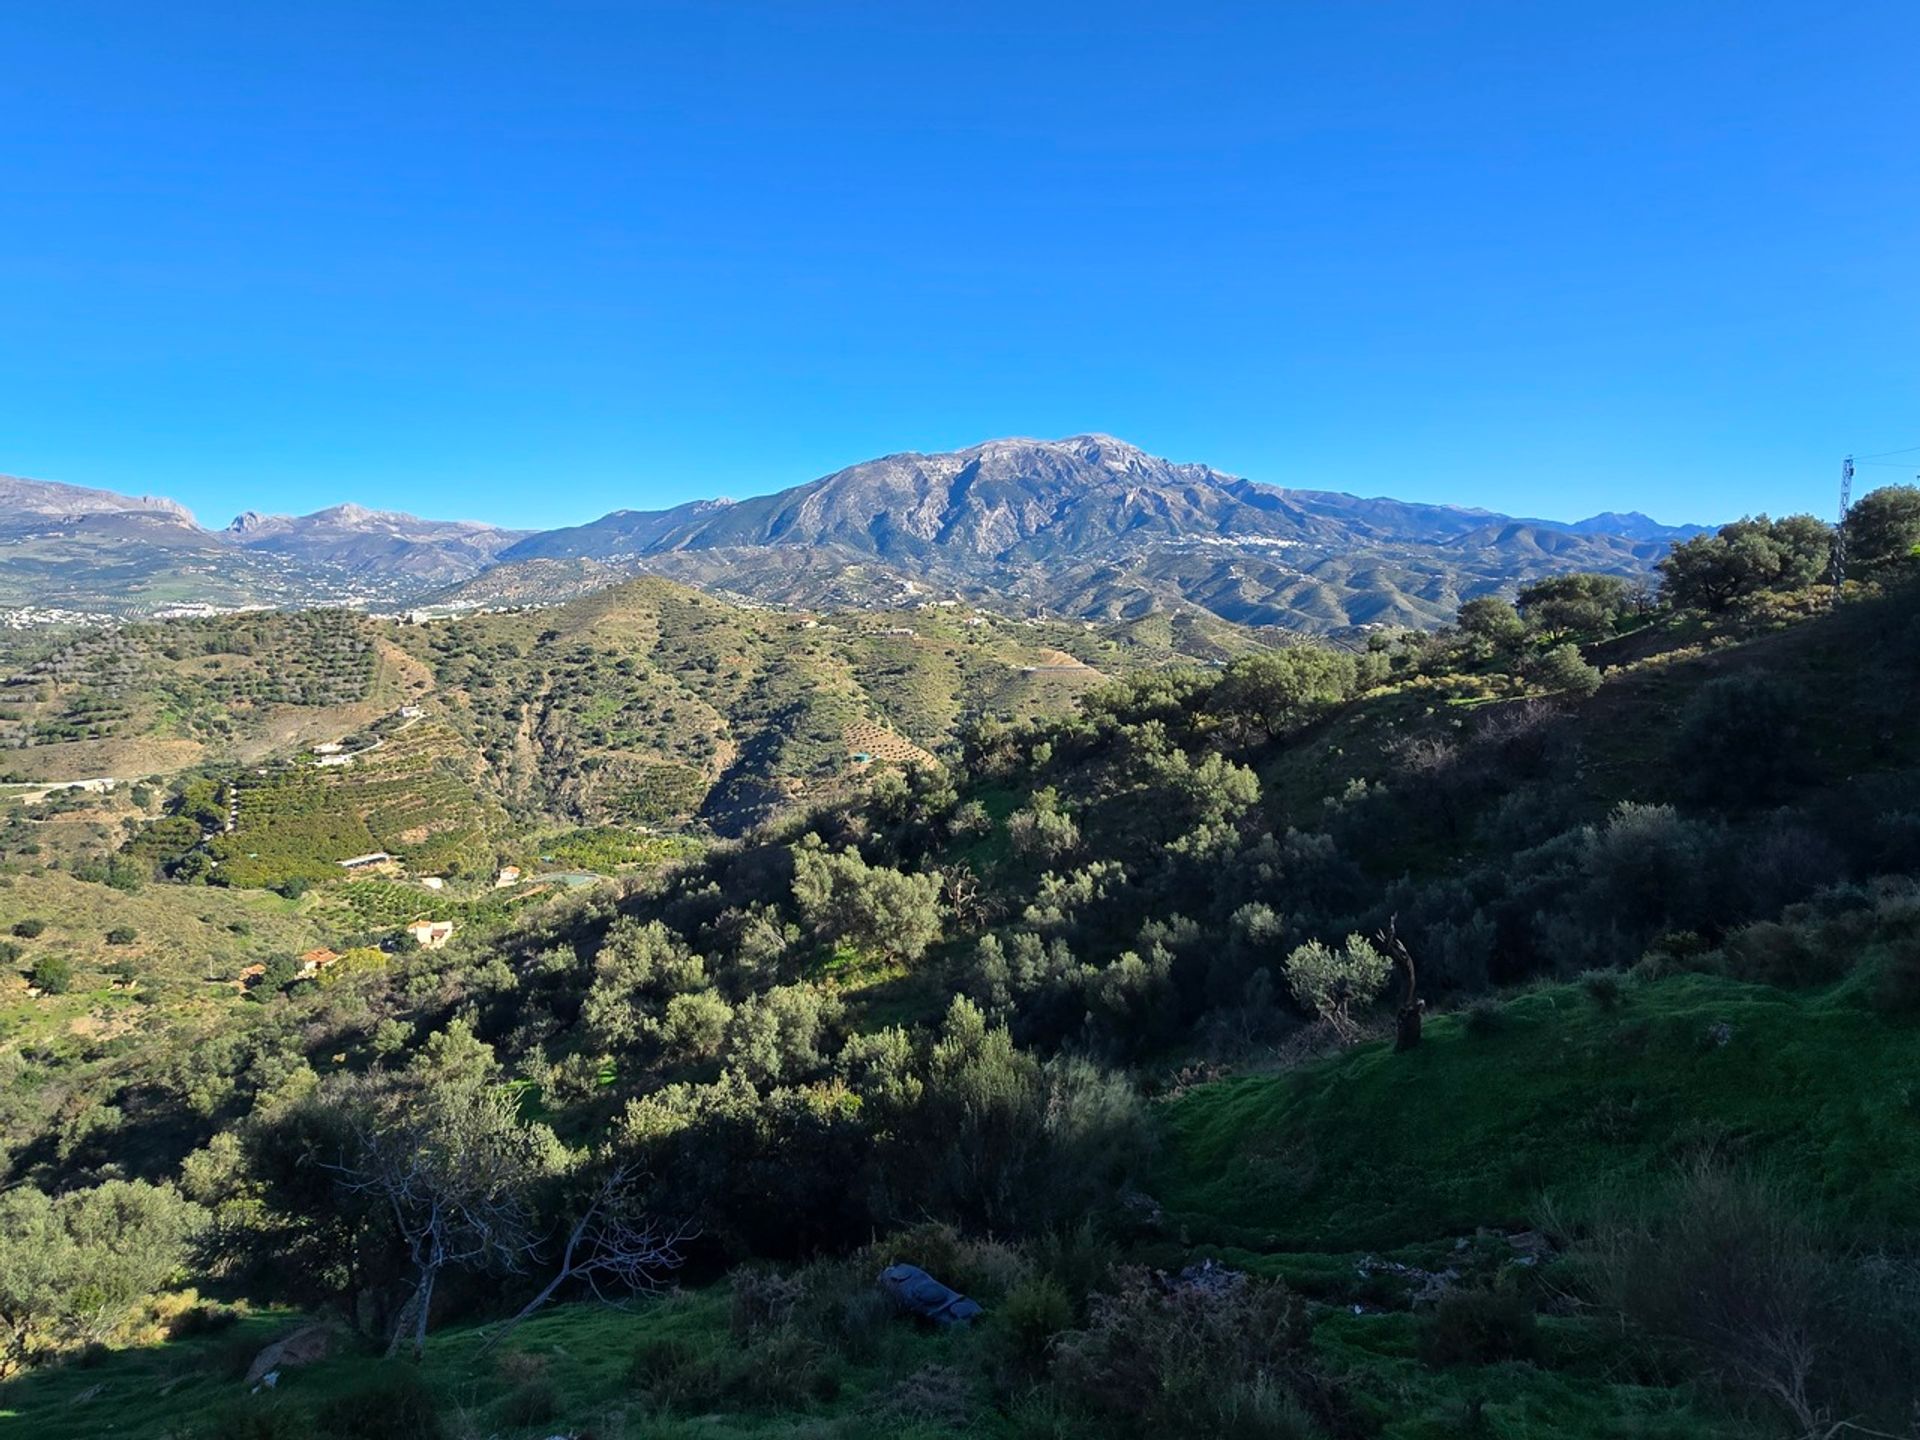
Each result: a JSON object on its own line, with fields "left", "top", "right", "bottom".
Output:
{"left": 1, "top": 576, "right": 1237, "bottom": 880}
{"left": 8, "top": 968, "right": 1901, "bottom": 1440}
{"left": 386, "top": 578, "right": 1168, "bottom": 832}
{"left": 3, "top": 526, "right": 1917, "bottom": 1440}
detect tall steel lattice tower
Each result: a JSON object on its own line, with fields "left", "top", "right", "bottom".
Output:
{"left": 1831, "top": 454, "right": 1855, "bottom": 586}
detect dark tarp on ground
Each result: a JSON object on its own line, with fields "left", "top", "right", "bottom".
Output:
{"left": 878, "top": 1263, "right": 984, "bottom": 1324}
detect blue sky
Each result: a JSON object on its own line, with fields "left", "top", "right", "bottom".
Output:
{"left": 1, "top": 2, "right": 1915, "bottom": 530}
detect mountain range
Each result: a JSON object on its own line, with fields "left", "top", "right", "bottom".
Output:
{"left": 0, "top": 438, "right": 1704, "bottom": 630}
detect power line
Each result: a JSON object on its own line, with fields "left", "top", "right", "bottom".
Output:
{"left": 1854, "top": 442, "right": 1920, "bottom": 460}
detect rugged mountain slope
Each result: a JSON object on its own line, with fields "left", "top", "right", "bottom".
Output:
{"left": 501, "top": 497, "right": 737, "bottom": 562}
{"left": 0, "top": 443, "right": 1704, "bottom": 630}
{"left": 0, "top": 474, "right": 196, "bottom": 523}
{"left": 0, "top": 510, "right": 345, "bottom": 617}
{"left": 225, "top": 503, "right": 528, "bottom": 583}
{"left": 0, "top": 478, "right": 526, "bottom": 616}
{"left": 498, "top": 435, "right": 1699, "bottom": 632}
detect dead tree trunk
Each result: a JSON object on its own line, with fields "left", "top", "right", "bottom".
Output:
{"left": 475, "top": 1166, "right": 692, "bottom": 1359}
{"left": 1379, "top": 918, "right": 1424, "bottom": 1053}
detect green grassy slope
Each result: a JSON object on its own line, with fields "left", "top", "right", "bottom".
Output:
{"left": 2, "top": 1288, "right": 1008, "bottom": 1440}
{"left": 1157, "top": 972, "right": 1920, "bottom": 1252}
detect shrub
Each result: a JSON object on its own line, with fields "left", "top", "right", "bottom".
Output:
{"left": 739, "top": 1327, "right": 836, "bottom": 1408}
{"left": 800, "top": 1260, "right": 894, "bottom": 1359}
{"left": 998, "top": 1274, "right": 1074, "bottom": 1374}
{"left": 863, "top": 1364, "right": 979, "bottom": 1431}
{"left": 628, "top": 1336, "right": 716, "bottom": 1408}
{"left": 1672, "top": 673, "right": 1802, "bottom": 805}
{"left": 106, "top": 926, "right": 137, "bottom": 946}
{"left": 791, "top": 841, "right": 943, "bottom": 961}
{"left": 29, "top": 954, "right": 73, "bottom": 994}
{"left": 1284, "top": 934, "right": 1391, "bottom": 1040}
{"left": 497, "top": 1378, "right": 558, "bottom": 1426}
{"left": 729, "top": 1266, "right": 806, "bottom": 1339}
{"left": 1578, "top": 969, "right": 1624, "bottom": 1007}
{"left": 876, "top": 1221, "right": 1031, "bottom": 1301}
{"left": 1633, "top": 930, "right": 1711, "bottom": 981}
{"left": 1051, "top": 1269, "right": 1319, "bottom": 1439}
{"left": 1009, "top": 805, "right": 1082, "bottom": 864}
{"left": 1461, "top": 997, "right": 1502, "bottom": 1037}
{"left": 161, "top": 1294, "right": 241, "bottom": 1339}
{"left": 1719, "top": 920, "right": 1834, "bottom": 987}
{"left": 1570, "top": 1159, "right": 1920, "bottom": 1433}
{"left": 1529, "top": 643, "right": 1602, "bottom": 698}
{"left": 312, "top": 1363, "right": 444, "bottom": 1439}
{"left": 1873, "top": 943, "right": 1920, "bottom": 1014}
{"left": 1418, "top": 1285, "right": 1540, "bottom": 1367}
{"left": 12, "top": 918, "right": 46, "bottom": 938}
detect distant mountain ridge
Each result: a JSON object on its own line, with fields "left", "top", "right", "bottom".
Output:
{"left": 492, "top": 435, "right": 1707, "bottom": 630}
{"left": 0, "top": 474, "right": 197, "bottom": 526}
{"left": 223, "top": 503, "right": 530, "bottom": 583}
{"left": 0, "top": 439, "right": 1709, "bottom": 629}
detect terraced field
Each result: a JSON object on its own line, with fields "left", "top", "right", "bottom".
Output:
{"left": 206, "top": 720, "right": 506, "bottom": 888}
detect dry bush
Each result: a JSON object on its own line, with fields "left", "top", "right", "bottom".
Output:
{"left": 1050, "top": 1268, "right": 1327, "bottom": 1439}
{"left": 729, "top": 1266, "right": 807, "bottom": 1338}
{"left": 860, "top": 1363, "right": 978, "bottom": 1431}
{"left": 1564, "top": 1159, "right": 1920, "bottom": 1434}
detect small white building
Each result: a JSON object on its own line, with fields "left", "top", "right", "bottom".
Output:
{"left": 420, "top": 876, "right": 446, "bottom": 891}
{"left": 405, "top": 920, "right": 455, "bottom": 950}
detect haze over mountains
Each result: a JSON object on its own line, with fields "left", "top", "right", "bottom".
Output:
{"left": 0, "top": 438, "right": 1704, "bottom": 630}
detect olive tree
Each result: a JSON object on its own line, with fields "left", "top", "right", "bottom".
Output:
{"left": 1529, "top": 642, "right": 1603, "bottom": 698}
{"left": 791, "top": 841, "right": 943, "bottom": 962}
{"left": 1843, "top": 484, "right": 1920, "bottom": 570}
{"left": 1658, "top": 516, "right": 1832, "bottom": 611}
{"left": 1284, "top": 934, "right": 1392, "bottom": 1041}
{"left": 318, "top": 1053, "right": 560, "bottom": 1359}
{"left": 1211, "top": 647, "right": 1358, "bottom": 743}
{"left": 0, "top": 1181, "right": 204, "bottom": 1376}
{"left": 1516, "top": 574, "right": 1631, "bottom": 640}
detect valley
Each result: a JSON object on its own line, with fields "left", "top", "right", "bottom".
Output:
{"left": 1, "top": 494, "right": 1916, "bottom": 1439}
{"left": 11, "top": 8, "right": 1917, "bottom": 1437}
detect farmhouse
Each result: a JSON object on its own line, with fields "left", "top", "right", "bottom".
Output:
{"left": 296, "top": 948, "right": 340, "bottom": 979}
{"left": 405, "top": 920, "right": 455, "bottom": 950}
